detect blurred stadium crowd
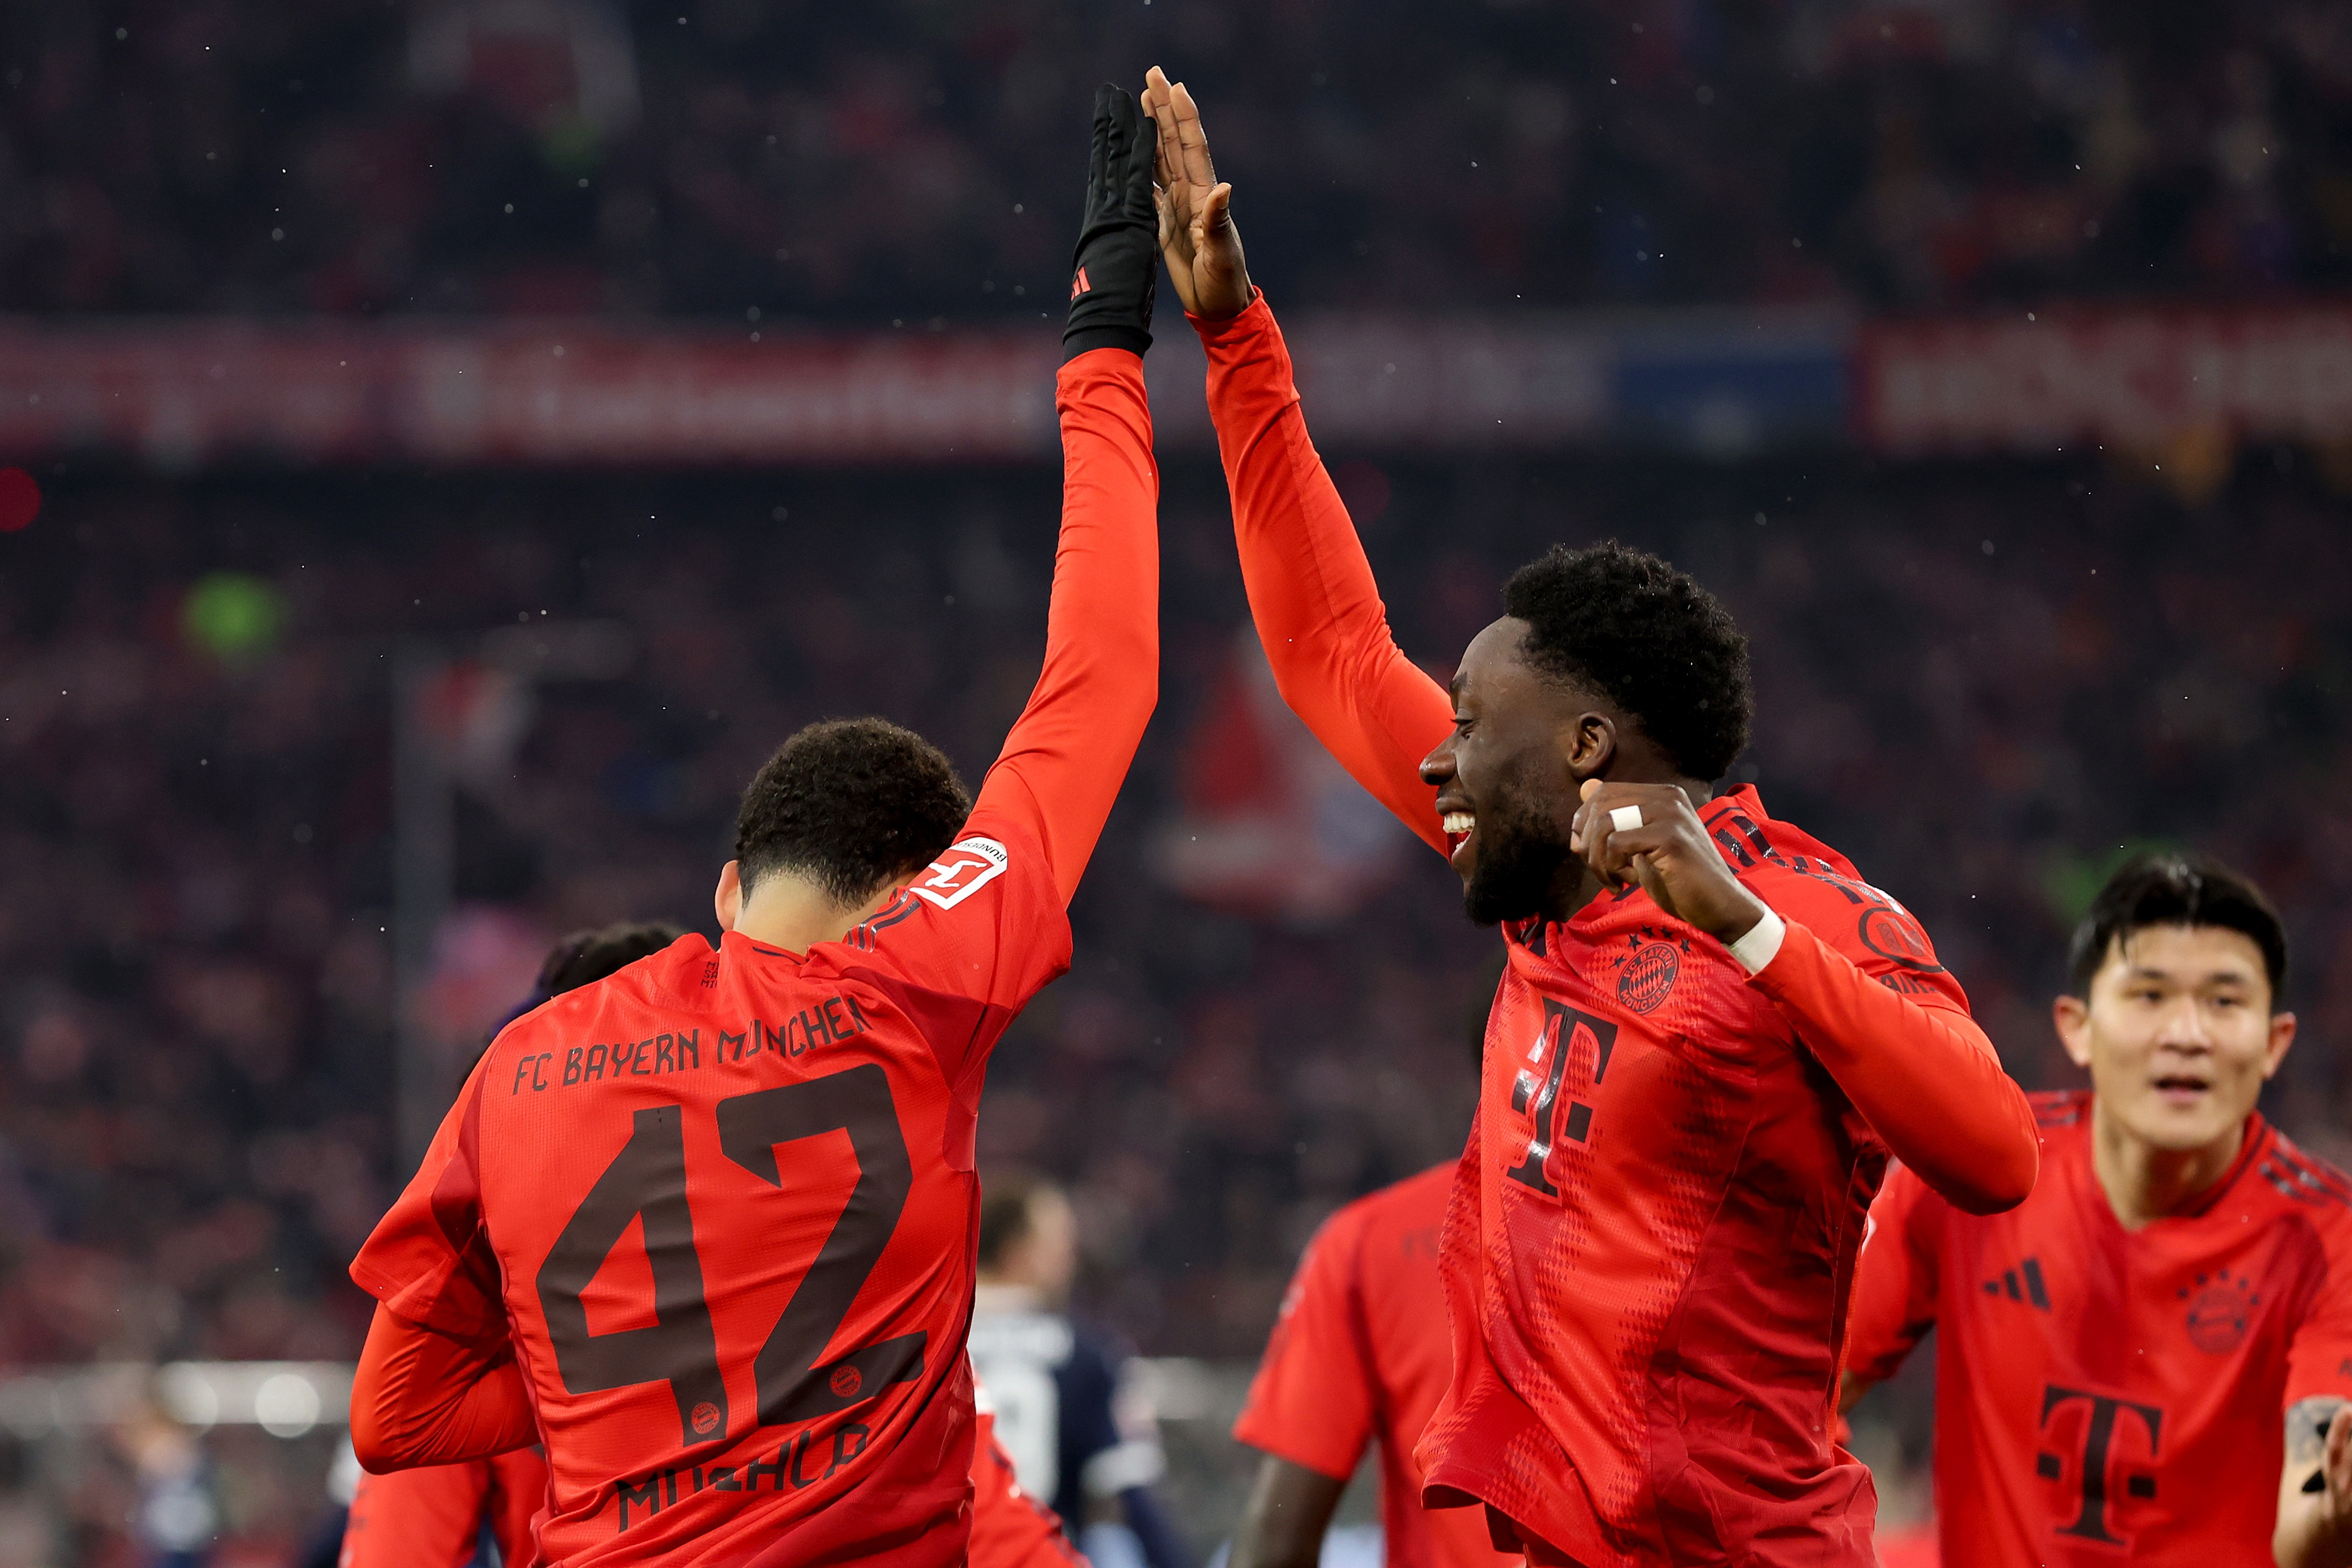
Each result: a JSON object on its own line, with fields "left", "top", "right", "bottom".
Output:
{"left": 3, "top": 452, "right": 2350, "bottom": 1390}
{"left": 1, "top": 0, "right": 2349, "bottom": 322}
{"left": 7, "top": 0, "right": 2352, "bottom": 1560}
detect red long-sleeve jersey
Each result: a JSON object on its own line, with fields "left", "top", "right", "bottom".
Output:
{"left": 341, "top": 1450, "right": 547, "bottom": 1568}
{"left": 1848, "top": 1093, "right": 2352, "bottom": 1564}
{"left": 1237, "top": 1163, "right": 1518, "bottom": 1568}
{"left": 343, "top": 1386, "right": 1087, "bottom": 1568}
{"left": 348, "top": 347, "right": 1158, "bottom": 1568}
{"left": 1194, "top": 293, "right": 2037, "bottom": 1566}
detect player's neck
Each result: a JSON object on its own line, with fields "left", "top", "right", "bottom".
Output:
{"left": 1546, "top": 770, "right": 1715, "bottom": 924}
{"left": 730, "top": 875, "right": 900, "bottom": 956}
{"left": 2088, "top": 1096, "right": 2247, "bottom": 1231}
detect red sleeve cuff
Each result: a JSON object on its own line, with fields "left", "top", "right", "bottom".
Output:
{"left": 1186, "top": 287, "right": 1274, "bottom": 349}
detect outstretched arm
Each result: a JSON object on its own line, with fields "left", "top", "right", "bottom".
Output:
{"left": 970, "top": 86, "right": 1162, "bottom": 904}
{"left": 1145, "top": 69, "right": 1454, "bottom": 853}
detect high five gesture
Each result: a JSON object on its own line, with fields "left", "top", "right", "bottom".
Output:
{"left": 1143, "top": 67, "right": 1252, "bottom": 319}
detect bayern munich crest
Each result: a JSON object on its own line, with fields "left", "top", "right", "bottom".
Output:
{"left": 1617, "top": 935, "right": 1682, "bottom": 1014}
{"left": 2179, "top": 1269, "right": 2259, "bottom": 1355}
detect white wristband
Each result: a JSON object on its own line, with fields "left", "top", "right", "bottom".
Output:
{"left": 1727, "top": 907, "right": 1787, "bottom": 975}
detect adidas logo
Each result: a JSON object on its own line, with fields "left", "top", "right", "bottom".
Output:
{"left": 1070, "top": 267, "right": 1092, "bottom": 301}
{"left": 1982, "top": 1256, "right": 2052, "bottom": 1311}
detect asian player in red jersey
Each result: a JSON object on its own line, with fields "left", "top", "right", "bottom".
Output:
{"left": 1844, "top": 852, "right": 2352, "bottom": 1565}
{"left": 1142, "top": 69, "right": 2040, "bottom": 1567}
{"left": 343, "top": 84, "right": 1167, "bottom": 1568}
{"left": 1232, "top": 1160, "right": 1516, "bottom": 1568}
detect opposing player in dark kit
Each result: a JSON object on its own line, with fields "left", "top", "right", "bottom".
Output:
{"left": 344, "top": 85, "right": 1166, "bottom": 1568}
{"left": 1145, "top": 67, "right": 2040, "bottom": 1567}
{"left": 1845, "top": 853, "right": 2352, "bottom": 1565}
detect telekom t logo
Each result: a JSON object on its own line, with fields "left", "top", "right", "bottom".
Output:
{"left": 2037, "top": 1384, "right": 2162, "bottom": 1546}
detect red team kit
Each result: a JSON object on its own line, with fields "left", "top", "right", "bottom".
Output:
{"left": 334, "top": 72, "right": 2352, "bottom": 1568}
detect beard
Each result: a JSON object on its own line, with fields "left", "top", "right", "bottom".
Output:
{"left": 1462, "top": 804, "right": 1571, "bottom": 926}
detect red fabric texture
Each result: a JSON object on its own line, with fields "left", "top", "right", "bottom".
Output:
{"left": 1751, "top": 919, "right": 2036, "bottom": 1214}
{"left": 341, "top": 1448, "right": 549, "bottom": 1568}
{"left": 1846, "top": 1091, "right": 2352, "bottom": 1564}
{"left": 1192, "top": 292, "right": 1455, "bottom": 854}
{"left": 1235, "top": 1164, "right": 1516, "bottom": 1568}
{"left": 1196, "top": 295, "right": 2037, "bottom": 1565}
{"left": 350, "top": 1303, "right": 537, "bottom": 1471}
{"left": 349, "top": 349, "right": 1156, "bottom": 1567}
{"left": 969, "top": 1401, "right": 1086, "bottom": 1568}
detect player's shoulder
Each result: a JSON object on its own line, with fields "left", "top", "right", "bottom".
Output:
{"left": 834, "top": 811, "right": 1061, "bottom": 961}
{"left": 499, "top": 933, "right": 713, "bottom": 1042}
{"left": 2252, "top": 1124, "right": 2352, "bottom": 1234}
{"left": 1351, "top": 1161, "right": 1456, "bottom": 1232}
{"left": 1706, "top": 788, "right": 1957, "bottom": 987}
{"left": 2029, "top": 1088, "right": 2094, "bottom": 1134}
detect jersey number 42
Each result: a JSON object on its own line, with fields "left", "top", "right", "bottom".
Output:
{"left": 534, "top": 1064, "right": 927, "bottom": 1446}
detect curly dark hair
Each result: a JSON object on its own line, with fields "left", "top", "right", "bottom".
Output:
{"left": 2067, "top": 851, "right": 2286, "bottom": 1003}
{"left": 1501, "top": 541, "right": 1753, "bottom": 781}
{"left": 538, "top": 921, "right": 687, "bottom": 998}
{"left": 734, "top": 717, "right": 973, "bottom": 906}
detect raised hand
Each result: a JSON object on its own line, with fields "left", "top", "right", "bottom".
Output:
{"left": 1142, "top": 67, "right": 1252, "bottom": 319}
{"left": 1064, "top": 84, "right": 1160, "bottom": 362}
{"left": 1569, "top": 779, "right": 1769, "bottom": 944}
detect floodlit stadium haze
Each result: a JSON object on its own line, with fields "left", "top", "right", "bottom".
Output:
{"left": 2, "top": 1, "right": 2351, "bottom": 1563}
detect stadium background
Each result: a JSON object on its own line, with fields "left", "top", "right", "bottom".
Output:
{"left": 1, "top": 0, "right": 2350, "bottom": 1560}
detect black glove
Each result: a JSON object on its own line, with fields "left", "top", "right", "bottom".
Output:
{"left": 1064, "top": 84, "right": 1158, "bottom": 362}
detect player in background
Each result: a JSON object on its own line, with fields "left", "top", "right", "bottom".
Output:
{"left": 1232, "top": 1161, "right": 1515, "bottom": 1568}
{"left": 1142, "top": 69, "right": 2039, "bottom": 1567}
{"left": 1843, "top": 853, "right": 2352, "bottom": 1565}
{"left": 968, "top": 1175, "right": 1189, "bottom": 1568}
{"left": 336, "top": 923, "right": 681, "bottom": 1568}
{"left": 343, "top": 82, "right": 1165, "bottom": 1568}
{"left": 336, "top": 922, "right": 1096, "bottom": 1568}
{"left": 972, "top": 1377, "right": 1091, "bottom": 1568}
{"left": 1230, "top": 1001, "right": 1511, "bottom": 1568}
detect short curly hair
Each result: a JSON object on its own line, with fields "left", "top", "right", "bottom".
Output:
{"left": 1501, "top": 541, "right": 1752, "bottom": 781}
{"left": 734, "top": 718, "right": 972, "bottom": 906}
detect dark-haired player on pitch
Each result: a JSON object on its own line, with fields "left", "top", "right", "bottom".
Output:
{"left": 1144, "top": 68, "right": 2040, "bottom": 1567}
{"left": 344, "top": 84, "right": 1165, "bottom": 1568}
{"left": 1845, "top": 852, "right": 2352, "bottom": 1565}
{"left": 1230, "top": 1006, "right": 1512, "bottom": 1568}
{"left": 338, "top": 923, "right": 1091, "bottom": 1568}
{"left": 337, "top": 923, "right": 682, "bottom": 1568}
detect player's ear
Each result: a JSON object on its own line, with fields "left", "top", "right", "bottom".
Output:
{"left": 2052, "top": 992, "right": 2093, "bottom": 1071}
{"left": 1560, "top": 710, "right": 1616, "bottom": 782}
{"left": 715, "top": 860, "right": 744, "bottom": 932}
{"left": 2263, "top": 1011, "right": 2298, "bottom": 1080}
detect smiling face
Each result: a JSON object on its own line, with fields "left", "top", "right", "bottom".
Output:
{"left": 2056, "top": 923, "right": 2296, "bottom": 1156}
{"left": 1420, "top": 617, "right": 1601, "bottom": 926}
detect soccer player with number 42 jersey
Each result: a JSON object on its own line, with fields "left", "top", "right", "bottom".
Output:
{"left": 1844, "top": 853, "right": 2352, "bottom": 1565}
{"left": 344, "top": 84, "right": 1167, "bottom": 1568}
{"left": 1145, "top": 67, "right": 2040, "bottom": 1567}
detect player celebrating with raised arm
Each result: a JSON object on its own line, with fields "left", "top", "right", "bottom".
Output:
{"left": 1142, "top": 69, "right": 2039, "bottom": 1567}
{"left": 1844, "top": 853, "right": 2352, "bottom": 1566}
{"left": 342, "top": 84, "right": 1165, "bottom": 1568}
